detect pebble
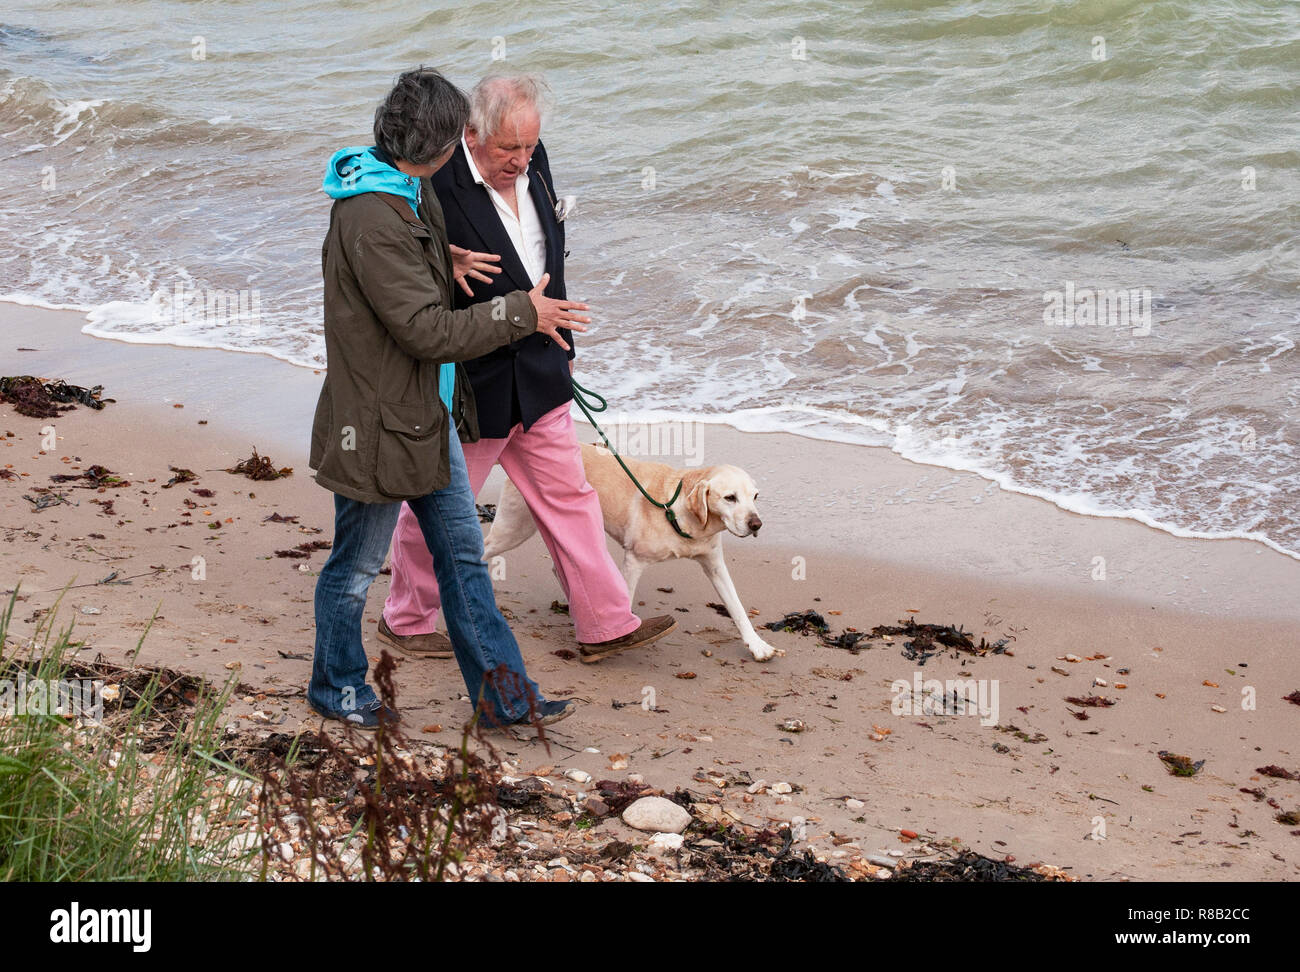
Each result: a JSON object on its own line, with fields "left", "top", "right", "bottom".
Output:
{"left": 845, "top": 798, "right": 865, "bottom": 810}
{"left": 771, "top": 782, "right": 793, "bottom": 794}
{"left": 622, "top": 796, "right": 692, "bottom": 834}
{"left": 565, "top": 769, "right": 592, "bottom": 784}
{"left": 625, "top": 871, "right": 655, "bottom": 882}
{"left": 227, "top": 831, "right": 261, "bottom": 854}
{"left": 649, "top": 833, "right": 685, "bottom": 853}
{"left": 1093, "top": 677, "right": 1107, "bottom": 687}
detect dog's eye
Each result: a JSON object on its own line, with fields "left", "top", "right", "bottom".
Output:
{"left": 724, "top": 494, "right": 737, "bottom": 503}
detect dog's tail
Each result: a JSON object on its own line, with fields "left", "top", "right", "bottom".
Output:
{"left": 482, "top": 476, "right": 538, "bottom": 560}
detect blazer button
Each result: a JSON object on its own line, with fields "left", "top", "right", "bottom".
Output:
{"left": 512, "top": 315, "right": 520, "bottom": 322}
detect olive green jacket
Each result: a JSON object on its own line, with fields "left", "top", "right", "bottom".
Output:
{"left": 309, "top": 187, "right": 536, "bottom": 502}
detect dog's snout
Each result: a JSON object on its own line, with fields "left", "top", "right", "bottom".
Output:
{"left": 747, "top": 514, "right": 763, "bottom": 535}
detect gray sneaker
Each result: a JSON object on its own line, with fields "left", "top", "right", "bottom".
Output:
{"left": 311, "top": 699, "right": 400, "bottom": 732}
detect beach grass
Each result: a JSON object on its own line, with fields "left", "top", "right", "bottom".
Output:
{"left": 0, "top": 589, "right": 258, "bottom": 881}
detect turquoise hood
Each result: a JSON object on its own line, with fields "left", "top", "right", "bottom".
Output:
{"left": 322, "top": 146, "right": 420, "bottom": 216}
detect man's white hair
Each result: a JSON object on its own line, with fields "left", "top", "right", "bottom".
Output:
{"left": 468, "top": 72, "right": 551, "bottom": 139}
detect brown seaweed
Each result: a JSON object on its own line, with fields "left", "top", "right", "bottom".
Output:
{"left": 892, "top": 850, "right": 1050, "bottom": 882}
{"left": 49, "top": 464, "right": 128, "bottom": 488}
{"left": 227, "top": 448, "right": 292, "bottom": 480}
{"left": 764, "top": 610, "right": 829, "bottom": 635}
{"left": 160, "top": 466, "right": 197, "bottom": 488}
{"left": 0, "top": 375, "right": 114, "bottom": 418}
{"left": 1158, "top": 751, "right": 1204, "bottom": 777}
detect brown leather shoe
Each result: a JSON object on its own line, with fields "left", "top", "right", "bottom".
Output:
{"left": 578, "top": 615, "right": 677, "bottom": 664}
{"left": 377, "top": 615, "right": 453, "bottom": 658}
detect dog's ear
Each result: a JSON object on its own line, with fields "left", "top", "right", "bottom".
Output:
{"left": 685, "top": 474, "right": 711, "bottom": 527}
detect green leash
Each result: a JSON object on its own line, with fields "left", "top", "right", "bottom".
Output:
{"left": 570, "top": 379, "right": 693, "bottom": 539}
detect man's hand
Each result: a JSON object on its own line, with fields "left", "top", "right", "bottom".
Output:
{"left": 528, "top": 273, "right": 589, "bottom": 352}
{"left": 449, "top": 244, "right": 502, "bottom": 297}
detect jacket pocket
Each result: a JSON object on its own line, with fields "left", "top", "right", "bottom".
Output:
{"left": 375, "top": 399, "right": 446, "bottom": 499}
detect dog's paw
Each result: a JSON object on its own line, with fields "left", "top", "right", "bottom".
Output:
{"left": 747, "top": 640, "right": 779, "bottom": 662}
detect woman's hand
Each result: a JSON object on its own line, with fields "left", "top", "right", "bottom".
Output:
{"left": 449, "top": 244, "right": 502, "bottom": 297}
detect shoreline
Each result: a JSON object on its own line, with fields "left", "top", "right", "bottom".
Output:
{"left": 3, "top": 301, "right": 1297, "bottom": 619}
{"left": 5, "top": 296, "right": 1295, "bottom": 568}
{"left": 4, "top": 300, "right": 1300, "bottom": 881}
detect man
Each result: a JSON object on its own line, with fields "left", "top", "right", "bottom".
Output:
{"left": 308, "top": 67, "right": 590, "bottom": 729}
{"left": 379, "top": 73, "right": 675, "bottom": 664}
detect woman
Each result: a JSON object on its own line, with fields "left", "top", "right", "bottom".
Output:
{"left": 307, "top": 67, "right": 590, "bottom": 730}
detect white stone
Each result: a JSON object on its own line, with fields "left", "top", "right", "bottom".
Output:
{"left": 565, "top": 769, "right": 592, "bottom": 784}
{"left": 227, "top": 831, "right": 261, "bottom": 855}
{"left": 622, "top": 796, "right": 692, "bottom": 834}
{"left": 649, "top": 832, "right": 685, "bottom": 853}
{"left": 845, "top": 798, "right": 865, "bottom": 810}
{"left": 771, "top": 782, "right": 793, "bottom": 794}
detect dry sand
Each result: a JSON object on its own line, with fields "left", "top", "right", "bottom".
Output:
{"left": 3, "top": 302, "right": 1299, "bottom": 881}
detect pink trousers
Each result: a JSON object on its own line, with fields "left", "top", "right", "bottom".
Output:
{"left": 383, "top": 402, "right": 640, "bottom": 645}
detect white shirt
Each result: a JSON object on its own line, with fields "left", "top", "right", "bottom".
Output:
{"left": 461, "top": 136, "right": 547, "bottom": 286}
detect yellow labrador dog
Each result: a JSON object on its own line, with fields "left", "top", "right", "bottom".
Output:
{"left": 483, "top": 443, "right": 778, "bottom": 661}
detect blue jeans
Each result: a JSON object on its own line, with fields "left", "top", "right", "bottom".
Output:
{"left": 308, "top": 426, "right": 542, "bottom": 725}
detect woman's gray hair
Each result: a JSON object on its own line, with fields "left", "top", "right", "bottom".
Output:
{"left": 373, "top": 67, "right": 470, "bottom": 164}
{"left": 468, "top": 72, "right": 551, "bottom": 139}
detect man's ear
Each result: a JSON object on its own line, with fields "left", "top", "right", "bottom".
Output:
{"left": 686, "top": 476, "right": 711, "bottom": 526}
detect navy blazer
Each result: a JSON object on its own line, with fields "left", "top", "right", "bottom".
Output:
{"left": 429, "top": 141, "right": 572, "bottom": 439}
